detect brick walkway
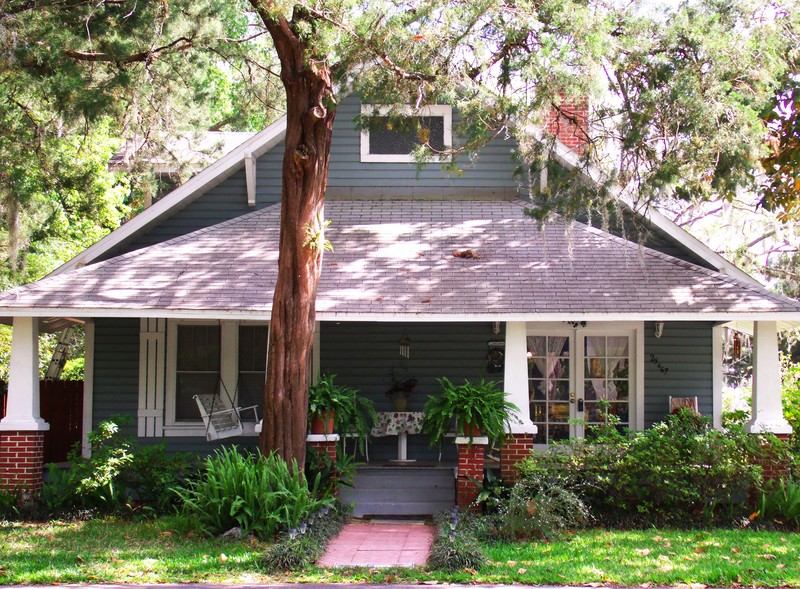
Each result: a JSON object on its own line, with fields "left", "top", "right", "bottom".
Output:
{"left": 317, "top": 521, "right": 435, "bottom": 567}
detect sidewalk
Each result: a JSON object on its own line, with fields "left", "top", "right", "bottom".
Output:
{"left": 317, "top": 520, "right": 435, "bottom": 567}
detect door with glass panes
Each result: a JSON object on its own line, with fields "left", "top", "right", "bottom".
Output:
{"left": 527, "top": 330, "right": 633, "bottom": 444}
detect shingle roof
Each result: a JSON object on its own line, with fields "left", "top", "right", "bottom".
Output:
{"left": 2, "top": 199, "right": 799, "bottom": 319}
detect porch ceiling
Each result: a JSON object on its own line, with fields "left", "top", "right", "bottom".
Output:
{"left": 1, "top": 199, "right": 800, "bottom": 320}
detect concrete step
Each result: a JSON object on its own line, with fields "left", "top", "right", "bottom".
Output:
{"left": 340, "top": 465, "right": 456, "bottom": 517}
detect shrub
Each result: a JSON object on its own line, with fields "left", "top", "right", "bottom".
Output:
{"left": 519, "top": 410, "right": 768, "bottom": 526}
{"left": 174, "top": 446, "right": 330, "bottom": 539}
{"left": 121, "top": 442, "right": 194, "bottom": 513}
{"left": 65, "top": 419, "right": 134, "bottom": 512}
{"left": 427, "top": 511, "right": 486, "bottom": 572}
{"left": 758, "top": 477, "right": 800, "bottom": 529}
{"left": 495, "top": 474, "right": 590, "bottom": 540}
{"left": 0, "top": 484, "right": 21, "bottom": 521}
{"left": 39, "top": 419, "right": 194, "bottom": 516}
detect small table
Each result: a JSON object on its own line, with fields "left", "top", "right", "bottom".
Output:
{"left": 370, "top": 411, "right": 425, "bottom": 462}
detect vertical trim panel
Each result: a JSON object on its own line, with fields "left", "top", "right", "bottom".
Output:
{"left": 138, "top": 318, "right": 166, "bottom": 437}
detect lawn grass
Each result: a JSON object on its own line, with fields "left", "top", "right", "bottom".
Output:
{"left": 1, "top": 518, "right": 798, "bottom": 586}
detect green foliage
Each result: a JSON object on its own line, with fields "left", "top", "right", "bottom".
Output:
{"left": 262, "top": 504, "right": 346, "bottom": 572}
{"left": 121, "top": 442, "right": 195, "bottom": 513}
{"left": 472, "top": 469, "right": 510, "bottom": 515}
{"left": 67, "top": 419, "right": 134, "bottom": 511}
{"left": 39, "top": 419, "right": 192, "bottom": 515}
{"left": 758, "top": 477, "right": 800, "bottom": 529}
{"left": 427, "top": 512, "right": 486, "bottom": 572}
{"left": 519, "top": 410, "right": 769, "bottom": 526}
{"left": 0, "top": 485, "right": 21, "bottom": 521}
{"left": 305, "top": 445, "right": 359, "bottom": 499}
{"left": 422, "top": 377, "right": 519, "bottom": 446}
{"left": 494, "top": 474, "right": 590, "bottom": 540}
{"left": 308, "top": 374, "right": 376, "bottom": 440}
{"left": 173, "top": 446, "right": 330, "bottom": 539}
{"left": 60, "top": 358, "right": 84, "bottom": 381}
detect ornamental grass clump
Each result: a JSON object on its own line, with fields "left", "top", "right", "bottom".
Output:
{"left": 174, "top": 446, "right": 330, "bottom": 539}
{"left": 427, "top": 509, "right": 486, "bottom": 572}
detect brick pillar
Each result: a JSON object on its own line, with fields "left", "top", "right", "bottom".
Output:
{"left": 753, "top": 433, "right": 793, "bottom": 481}
{"left": 308, "top": 439, "right": 337, "bottom": 463}
{"left": 307, "top": 434, "right": 340, "bottom": 495}
{"left": 0, "top": 430, "right": 45, "bottom": 497}
{"left": 500, "top": 433, "right": 534, "bottom": 482}
{"left": 456, "top": 438, "right": 487, "bottom": 510}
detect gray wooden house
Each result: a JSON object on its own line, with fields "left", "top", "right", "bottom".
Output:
{"left": 0, "top": 95, "right": 797, "bottom": 513}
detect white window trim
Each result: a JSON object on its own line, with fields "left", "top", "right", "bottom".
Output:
{"left": 526, "top": 321, "right": 644, "bottom": 447}
{"left": 164, "top": 319, "right": 268, "bottom": 437}
{"left": 360, "top": 104, "right": 453, "bottom": 163}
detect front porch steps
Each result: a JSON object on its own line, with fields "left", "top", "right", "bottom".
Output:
{"left": 340, "top": 463, "right": 456, "bottom": 517}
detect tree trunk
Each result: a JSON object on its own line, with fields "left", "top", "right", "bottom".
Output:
{"left": 255, "top": 7, "right": 336, "bottom": 468}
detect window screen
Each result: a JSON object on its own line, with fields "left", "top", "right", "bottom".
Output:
{"left": 175, "top": 324, "right": 220, "bottom": 421}
{"left": 238, "top": 325, "right": 268, "bottom": 413}
{"left": 368, "top": 115, "right": 446, "bottom": 155}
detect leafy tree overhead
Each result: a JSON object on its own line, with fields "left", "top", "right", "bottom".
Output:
{"left": 2, "top": 0, "right": 799, "bottom": 464}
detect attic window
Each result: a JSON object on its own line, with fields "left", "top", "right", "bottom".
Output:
{"left": 360, "top": 104, "right": 452, "bottom": 163}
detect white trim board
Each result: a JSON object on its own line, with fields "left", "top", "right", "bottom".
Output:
{"left": 4, "top": 308, "right": 800, "bottom": 326}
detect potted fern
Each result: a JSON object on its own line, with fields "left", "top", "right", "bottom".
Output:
{"left": 422, "top": 377, "right": 519, "bottom": 446}
{"left": 308, "top": 374, "right": 376, "bottom": 437}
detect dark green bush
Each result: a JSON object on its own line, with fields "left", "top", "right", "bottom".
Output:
{"left": 262, "top": 503, "right": 346, "bottom": 571}
{"left": 758, "top": 477, "right": 800, "bottom": 529}
{"left": 174, "top": 446, "right": 330, "bottom": 539}
{"left": 39, "top": 418, "right": 193, "bottom": 516}
{"left": 519, "top": 410, "right": 772, "bottom": 526}
{"left": 0, "top": 484, "right": 21, "bottom": 520}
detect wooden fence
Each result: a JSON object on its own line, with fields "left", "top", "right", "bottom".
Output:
{"left": 0, "top": 380, "right": 83, "bottom": 463}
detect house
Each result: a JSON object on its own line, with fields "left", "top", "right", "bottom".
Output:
{"left": 0, "top": 94, "right": 796, "bottom": 512}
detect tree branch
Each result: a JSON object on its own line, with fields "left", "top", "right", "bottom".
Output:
{"left": 64, "top": 35, "right": 194, "bottom": 63}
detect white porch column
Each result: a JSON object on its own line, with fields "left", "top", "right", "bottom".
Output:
{"left": 504, "top": 322, "right": 537, "bottom": 434}
{"left": 0, "top": 317, "right": 48, "bottom": 432}
{"left": 746, "top": 321, "right": 792, "bottom": 434}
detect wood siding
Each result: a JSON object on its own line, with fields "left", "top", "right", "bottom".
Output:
{"left": 92, "top": 318, "right": 258, "bottom": 454}
{"left": 643, "top": 321, "right": 713, "bottom": 427}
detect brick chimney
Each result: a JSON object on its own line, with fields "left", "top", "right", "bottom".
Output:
{"left": 544, "top": 97, "right": 589, "bottom": 154}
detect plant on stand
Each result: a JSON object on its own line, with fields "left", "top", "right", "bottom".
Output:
{"left": 385, "top": 367, "right": 418, "bottom": 411}
{"left": 308, "top": 374, "right": 376, "bottom": 440}
{"left": 422, "top": 377, "right": 519, "bottom": 446}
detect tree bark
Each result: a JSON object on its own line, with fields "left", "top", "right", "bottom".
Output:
{"left": 254, "top": 5, "right": 336, "bottom": 467}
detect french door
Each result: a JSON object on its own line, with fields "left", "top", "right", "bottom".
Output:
{"left": 527, "top": 328, "right": 634, "bottom": 444}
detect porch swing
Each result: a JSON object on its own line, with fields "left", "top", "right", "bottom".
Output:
{"left": 194, "top": 375, "right": 260, "bottom": 442}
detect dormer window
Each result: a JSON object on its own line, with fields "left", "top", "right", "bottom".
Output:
{"left": 360, "top": 104, "right": 452, "bottom": 163}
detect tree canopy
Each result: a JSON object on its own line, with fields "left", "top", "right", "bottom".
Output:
{"left": 2, "top": 0, "right": 800, "bottom": 462}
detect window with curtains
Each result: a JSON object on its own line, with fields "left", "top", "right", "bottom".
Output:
{"left": 527, "top": 335, "right": 571, "bottom": 444}
{"left": 583, "top": 335, "right": 630, "bottom": 431}
{"left": 527, "top": 330, "right": 634, "bottom": 444}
